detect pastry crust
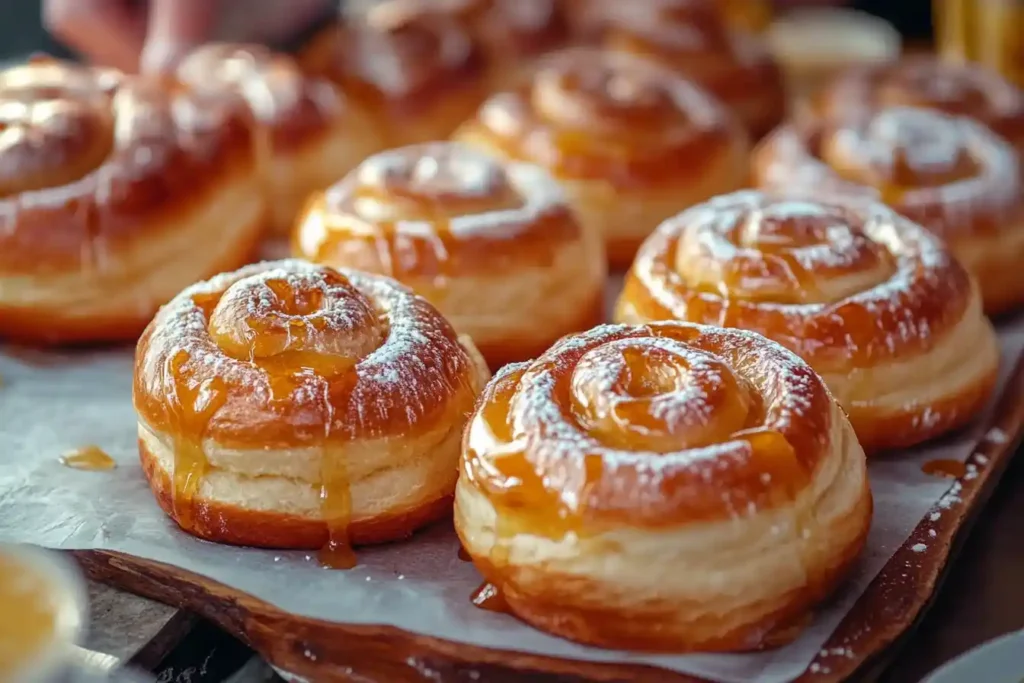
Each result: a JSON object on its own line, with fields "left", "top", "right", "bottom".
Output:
{"left": 453, "top": 47, "right": 750, "bottom": 267}
{"left": 0, "top": 58, "right": 266, "bottom": 345}
{"left": 592, "top": 0, "right": 786, "bottom": 139}
{"left": 299, "top": 10, "right": 489, "bottom": 149}
{"left": 616, "top": 190, "right": 1000, "bottom": 451}
{"left": 806, "top": 56, "right": 1024, "bottom": 162}
{"left": 177, "top": 44, "right": 384, "bottom": 237}
{"left": 292, "top": 141, "right": 607, "bottom": 369}
{"left": 365, "top": 0, "right": 571, "bottom": 91}
{"left": 133, "top": 260, "right": 490, "bottom": 549}
{"left": 754, "top": 106, "right": 1024, "bottom": 315}
{"left": 455, "top": 321, "right": 872, "bottom": 652}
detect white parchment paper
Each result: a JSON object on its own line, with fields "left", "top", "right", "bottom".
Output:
{"left": 1, "top": 285, "right": 1021, "bottom": 683}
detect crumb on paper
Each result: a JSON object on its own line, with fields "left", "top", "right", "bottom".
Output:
{"left": 985, "top": 427, "right": 1008, "bottom": 444}
{"left": 928, "top": 529, "right": 937, "bottom": 538}
{"left": 974, "top": 453, "right": 989, "bottom": 465}
{"left": 911, "top": 543, "right": 927, "bottom": 553}
{"left": 930, "top": 511, "right": 941, "bottom": 521}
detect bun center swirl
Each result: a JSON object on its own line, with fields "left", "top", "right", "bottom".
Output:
{"left": 570, "top": 337, "right": 755, "bottom": 452}
{"left": 676, "top": 195, "right": 896, "bottom": 305}
{"left": 207, "top": 268, "right": 384, "bottom": 378}
{"left": 0, "top": 61, "right": 119, "bottom": 196}
{"left": 823, "top": 108, "right": 981, "bottom": 189}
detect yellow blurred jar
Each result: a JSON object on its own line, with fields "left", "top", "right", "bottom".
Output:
{"left": 935, "top": 0, "right": 1024, "bottom": 86}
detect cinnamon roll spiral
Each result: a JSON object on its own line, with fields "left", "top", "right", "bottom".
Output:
{"left": 134, "top": 260, "right": 489, "bottom": 559}
{"left": 293, "top": 141, "right": 606, "bottom": 369}
{"left": 0, "top": 58, "right": 266, "bottom": 345}
{"left": 455, "top": 320, "right": 871, "bottom": 651}
{"left": 617, "top": 190, "right": 999, "bottom": 451}
{"left": 454, "top": 47, "right": 750, "bottom": 266}
{"left": 807, "top": 56, "right": 1024, "bottom": 163}
{"left": 177, "top": 44, "right": 383, "bottom": 236}
{"left": 592, "top": 0, "right": 786, "bottom": 139}
{"left": 754, "top": 106, "right": 1024, "bottom": 314}
{"left": 299, "top": 9, "right": 488, "bottom": 148}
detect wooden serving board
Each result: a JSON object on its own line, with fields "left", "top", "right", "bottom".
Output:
{"left": 67, "top": 350, "right": 1024, "bottom": 683}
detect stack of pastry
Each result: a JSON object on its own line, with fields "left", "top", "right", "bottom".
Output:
{"left": 6, "top": 0, "right": 1020, "bottom": 660}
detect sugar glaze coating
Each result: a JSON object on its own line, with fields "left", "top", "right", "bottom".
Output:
{"left": 456, "top": 320, "right": 871, "bottom": 651}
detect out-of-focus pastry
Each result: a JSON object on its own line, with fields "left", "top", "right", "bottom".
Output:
{"left": 617, "top": 190, "right": 1000, "bottom": 451}
{"left": 133, "top": 259, "right": 489, "bottom": 562}
{"left": 293, "top": 141, "right": 606, "bottom": 369}
{"left": 590, "top": 0, "right": 786, "bottom": 139}
{"left": 754, "top": 105, "right": 1024, "bottom": 315}
{"left": 456, "top": 320, "right": 872, "bottom": 650}
{"left": 806, "top": 56, "right": 1024, "bottom": 163}
{"left": 177, "top": 43, "right": 383, "bottom": 236}
{"left": 766, "top": 8, "right": 901, "bottom": 102}
{"left": 365, "top": 0, "right": 570, "bottom": 91}
{"left": 453, "top": 47, "right": 750, "bottom": 267}
{"left": 299, "top": 9, "right": 489, "bottom": 148}
{"left": 0, "top": 58, "right": 265, "bottom": 345}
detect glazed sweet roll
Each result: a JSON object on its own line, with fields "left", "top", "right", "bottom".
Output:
{"left": 293, "top": 141, "right": 606, "bottom": 368}
{"left": 456, "top": 321, "right": 871, "bottom": 651}
{"left": 454, "top": 47, "right": 750, "bottom": 267}
{"left": 592, "top": 0, "right": 786, "bottom": 139}
{"left": 177, "top": 44, "right": 383, "bottom": 236}
{"left": 617, "top": 190, "right": 999, "bottom": 451}
{"left": 299, "top": 9, "right": 489, "bottom": 148}
{"left": 133, "top": 260, "right": 489, "bottom": 562}
{"left": 754, "top": 106, "right": 1024, "bottom": 314}
{"left": 0, "top": 58, "right": 266, "bottom": 345}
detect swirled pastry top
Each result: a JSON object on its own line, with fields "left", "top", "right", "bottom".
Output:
{"left": 755, "top": 106, "right": 1023, "bottom": 240}
{"left": 592, "top": 0, "right": 779, "bottom": 100}
{"left": 133, "top": 260, "right": 483, "bottom": 449}
{"left": 366, "top": 0, "right": 568, "bottom": 59}
{"left": 297, "top": 142, "right": 582, "bottom": 276}
{"left": 463, "top": 321, "right": 837, "bottom": 530}
{"left": 300, "top": 9, "right": 484, "bottom": 112}
{"left": 176, "top": 43, "right": 349, "bottom": 150}
{"left": 623, "top": 190, "right": 975, "bottom": 370}
{"left": 0, "top": 57, "right": 258, "bottom": 273}
{"left": 462, "top": 47, "right": 743, "bottom": 186}
{"left": 808, "top": 57, "right": 1024, "bottom": 152}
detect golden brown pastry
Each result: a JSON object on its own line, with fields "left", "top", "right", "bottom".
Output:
{"left": 453, "top": 47, "right": 750, "bottom": 267}
{"left": 293, "top": 141, "right": 606, "bottom": 369}
{"left": 177, "top": 43, "right": 383, "bottom": 236}
{"left": 617, "top": 190, "right": 1000, "bottom": 451}
{"left": 590, "top": 0, "right": 786, "bottom": 139}
{"left": 806, "top": 56, "right": 1024, "bottom": 162}
{"left": 365, "top": 0, "right": 570, "bottom": 91}
{"left": 754, "top": 105, "right": 1024, "bottom": 315}
{"left": 456, "top": 320, "right": 872, "bottom": 651}
{"left": 133, "top": 259, "right": 489, "bottom": 559}
{"left": 299, "top": 10, "right": 489, "bottom": 149}
{"left": 0, "top": 58, "right": 265, "bottom": 346}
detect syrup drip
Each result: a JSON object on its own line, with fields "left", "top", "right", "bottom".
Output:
{"left": 921, "top": 458, "right": 967, "bottom": 479}
{"left": 318, "top": 444, "right": 356, "bottom": 570}
{"left": 59, "top": 445, "right": 116, "bottom": 471}
{"left": 470, "top": 581, "right": 510, "bottom": 613}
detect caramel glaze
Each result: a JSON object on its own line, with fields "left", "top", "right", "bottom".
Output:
{"left": 299, "top": 11, "right": 486, "bottom": 124}
{"left": 922, "top": 458, "right": 967, "bottom": 479}
{"left": 60, "top": 445, "right": 116, "bottom": 471}
{"left": 618, "top": 191, "right": 973, "bottom": 373}
{"left": 461, "top": 321, "right": 833, "bottom": 535}
{"left": 808, "top": 56, "right": 1024, "bottom": 162}
{"left": 133, "top": 260, "right": 482, "bottom": 564}
{"left": 294, "top": 142, "right": 583, "bottom": 287}
{"left": 369, "top": 0, "right": 570, "bottom": 62}
{"left": 176, "top": 44, "right": 353, "bottom": 153}
{"left": 0, "top": 57, "right": 259, "bottom": 274}
{"left": 590, "top": 0, "right": 785, "bottom": 137}
{"left": 754, "top": 107, "right": 1023, "bottom": 249}
{"left": 457, "top": 47, "right": 745, "bottom": 188}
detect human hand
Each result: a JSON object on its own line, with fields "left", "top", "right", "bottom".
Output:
{"left": 44, "top": 0, "right": 335, "bottom": 74}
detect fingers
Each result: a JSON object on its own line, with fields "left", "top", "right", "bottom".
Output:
{"left": 43, "top": 0, "right": 146, "bottom": 71}
{"left": 140, "top": 0, "right": 220, "bottom": 73}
